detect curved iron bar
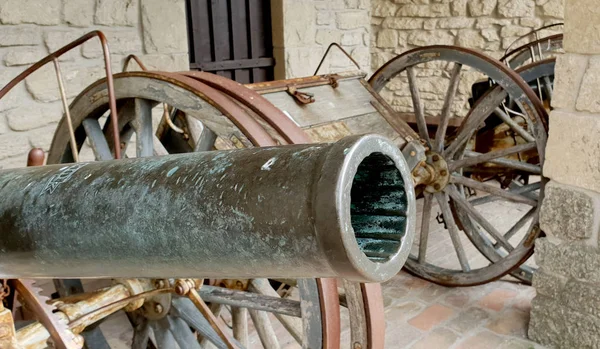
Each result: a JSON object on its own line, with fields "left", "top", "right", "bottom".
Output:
{"left": 502, "top": 23, "right": 564, "bottom": 60}
{"left": 0, "top": 30, "right": 122, "bottom": 159}
{"left": 122, "top": 54, "right": 149, "bottom": 72}
{"left": 313, "top": 43, "right": 362, "bottom": 76}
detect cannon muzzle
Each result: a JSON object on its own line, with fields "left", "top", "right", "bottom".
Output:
{"left": 0, "top": 135, "right": 415, "bottom": 282}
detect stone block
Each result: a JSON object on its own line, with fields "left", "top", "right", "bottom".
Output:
{"left": 376, "top": 30, "right": 398, "bottom": 48}
{"left": 519, "top": 18, "right": 543, "bottom": 28}
{"left": 282, "top": 47, "right": 324, "bottom": 78}
{"left": 316, "top": 29, "right": 342, "bottom": 46}
{"left": 529, "top": 295, "right": 600, "bottom": 349}
{"left": 457, "top": 30, "right": 486, "bottom": 49}
{"left": 142, "top": 0, "right": 188, "bottom": 53}
{"left": 551, "top": 53, "right": 588, "bottom": 110}
{"left": 424, "top": 19, "right": 437, "bottom": 30}
{"left": 0, "top": 114, "right": 7, "bottom": 135}
{"left": 0, "top": 0, "right": 60, "bottom": 25}
{"left": 437, "top": 18, "right": 475, "bottom": 29}
{"left": 382, "top": 17, "right": 423, "bottom": 30}
{"left": 500, "top": 25, "right": 530, "bottom": 38}
{"left": 336, "top": 10, "right": 368, "bottom": 30}
{"left": 408, "top": 31, "right": 455, "bottom": 46}
{"left": 577, "top": 57, "right": 600, "bottom": 113}
{"left": 535, "top": 238, "right": 600, "bottom": 282}
{"left": 25, "top": 64, "right": 105, "bottom": 103}
{"left": 497, "top": 0, "right": 535, "bottom": 17}
{"left": 5, "top": 103, "right": 62, "bottom": 131}
{"left": 44, "top": 30, "right": 85, "bottom": 61}
{"left": 540, "top": 0, "right": 564, "bottom": 18}
{"left": 481, "top": 29, "right": 500, "bottom": 42}
{"left": 95, "top": 0, "right": 137, "bottom": 26}
{"left": 544, "top": 111, "right": 600, "bottom": 193}
{"left": 396, "top": 4, "right": 451, "bottom": 17}
{"left": 82, "top": 30, "right": 142, "bottom": 58}
{"left": 540, "top": 181, "right": 600, "bottom": 240}
{"left": 341, "top": 32, "right": 363, "bottom": 46}
{"left": 372, "top": 1, "right": 397, "bottom": 17}
{"left": 0, "top": 69, "right": 29, "bottom": 112}
{"left": 468, "top": 0, "right": 497, "bottom": 16}
{"left": 316, "top": 11, "right": 332, "bottom": 25}
{"left": 64, "top": 0, "right": 95, "bottom": 27}
{"left": 451, "top": 0, "right": 468, "bottom": 16}
{"left": 0, "top": 26, "right": 41, "bottom": 47}
{"left": 563, "top": 0, "right": 600, "bottom": 54}
{"left": 28, "top": 123, "right": 58, "bottom": 151}
{"left": 532, "top": 268, "right": 567, "bottom": 298}
{"left": 4, "top": 47, "right": 47, "bottom": 67}
{"left": 562, "top": 279, "right": 600, "bottom": 318}
{"left": 0, "top": 132, "right": 31, "bottom": 160}
{"left": 475, "top": 18, "right": 513, "bottom": 29}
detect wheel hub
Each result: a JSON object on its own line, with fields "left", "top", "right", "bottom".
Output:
{"left": 412, "top": 151, "right": 450, "bottom": 193}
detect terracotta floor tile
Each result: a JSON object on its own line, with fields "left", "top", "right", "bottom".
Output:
{"left": 408, "top": 304, "right": 455, "bottom": 331}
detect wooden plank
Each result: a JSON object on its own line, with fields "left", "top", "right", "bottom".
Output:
{"left": 211, "top": 0, "right": 232, "bottom": 79}
{"left": 260, "top": 78, "right": 377, "bottom": 128}
{"left": 189, "top": 0, "right": 212, "bottom": 65}
{"left": 248, "top": 0, "right": 273, "bottom": 82}
{"left": 191, "top": 58, "right": 274, "bottom": 71}
{"left": 230, "top": 0, "right": 251, "bottom": 83}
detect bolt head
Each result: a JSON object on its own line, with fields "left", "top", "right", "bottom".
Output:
{"left": 154, "top": 303, "right": 163, "bottom": 314}
{"left": 440, "top": 170, "right": 448, "bottom": 176}
{"left": 434, "top": 183, "right": 441, "bottom": 190}
{"left": 432, "top": 155, "right": 440, "bottom": 162}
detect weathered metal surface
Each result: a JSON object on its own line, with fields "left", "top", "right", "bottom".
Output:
{"left": 0, "top": 135, "right": 414, "bottom": 283}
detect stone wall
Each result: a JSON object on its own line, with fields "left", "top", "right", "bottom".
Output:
{"left": 528, "top": 0, "right": 600, "bottom": 347}
{"left": 370, "top": 0, "right": 564, "bottom": 117}
{"left": 271, "top": 0, "right": 371, "bottom": 79}
{"left": 0, "top": 0, "right": 188, "bottom": 169}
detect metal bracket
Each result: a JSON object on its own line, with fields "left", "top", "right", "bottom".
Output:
{"left": 401, "top": 140, "right": 427, "bottom": 173}
{"left": 287, "top": 86, "right": 315, "bottom": 104}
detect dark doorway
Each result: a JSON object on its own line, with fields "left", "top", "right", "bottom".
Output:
{"left": 186, "top": 0, "right": 275, "bottom": 84}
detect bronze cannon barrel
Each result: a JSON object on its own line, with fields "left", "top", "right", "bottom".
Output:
{"left": 0, "top": 135, "right": 415, "bottom": 282}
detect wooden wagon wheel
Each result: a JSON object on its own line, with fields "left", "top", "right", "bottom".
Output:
{"left": 369, "top": 46, "right": 548, "bottom": 286}
{"left": 45, "top": 71, "right": 381, "bottom": 348}
{"left": 501, "top": 33, "right": 563, "bottom": 70}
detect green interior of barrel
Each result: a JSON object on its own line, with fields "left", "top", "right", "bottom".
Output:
{"left": 350, "top": 153, "right": 407, "bottom": 263}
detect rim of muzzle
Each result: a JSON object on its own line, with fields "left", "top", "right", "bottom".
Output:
{"left": 316, "top": 134, "right": 416, "bottom": 283}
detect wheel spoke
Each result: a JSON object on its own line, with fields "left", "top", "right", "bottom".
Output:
{"left": 499, "top": 207, "right": 537, "bottom": 244}
{"left": 469, "top": 182, "right": 540, "bottom": 206}
{"left": 168, "top": 316, "right": 202, "bottom": 349}
{"left": 434, "top": 192, "right": 471, "bottom": 272}
{"left": 248, "top": 309, "right": 280, "bottom": 349}
{"left": 131, "top": 320, "right": 151, "bottom": 349}
{"left": 418, "top": 193, "right": 433, "bottom": 263}
{"left": 406, "top": 66, "right": 432, "bottom": 146}
{"left": 450, "top": 175, "right": 537, "bottom": 206}
{"left": 434, "top": 63, "right": 462, "bottom": 152}
{"left": 150, "top": 320, "right": 178, "bottom": 349}
{"left": 493, "top": 107, "right": 535, "bottom": 142}
{"left": 130, "top": 98, "right": 154, "bottom": 157}
{"left": 249, "top": 279, "right": 302, "bottom": 343}
{"left": 446, "top": 186, "right": 514, "bottom": 252}
{"left": 201, "top": 284, "right": 301, "bottom": 318}
{"left": 444, "top": 87, "right": 508, "bottom": 158}
{"left": 448, "top": 142, "right": 537, "bottom": 172}
{"left": 82, "top": 118, "right": 113, "bottom": 161}
{"left": 187, "top": 115, "right": 217, "bottom": 152}
{"left": 542, "top": 76, "right": 553, "bottom": 104}
{"left": 342, "top": 280, "right": 368, "bottom": 348}
{"left": 171, "top": 298, "right": 229, "bottom": 349}
{"left": 231, "top": 307, "right": 249, "bottom": 347}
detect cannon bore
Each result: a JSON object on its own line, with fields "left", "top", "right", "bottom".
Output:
{"left": 0, "top": 135, "right": 415, "bottom": 282}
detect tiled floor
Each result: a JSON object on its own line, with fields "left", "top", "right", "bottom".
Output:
{"left": 382, "top": 271, "right": 544, "bottom": 349}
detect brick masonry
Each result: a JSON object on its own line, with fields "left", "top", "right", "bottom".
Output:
{"left": 0, "top": 0, "right": 189, "bottom": 169}
{"left": 529, "top": 0, "right": 600, "bottom": 347}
